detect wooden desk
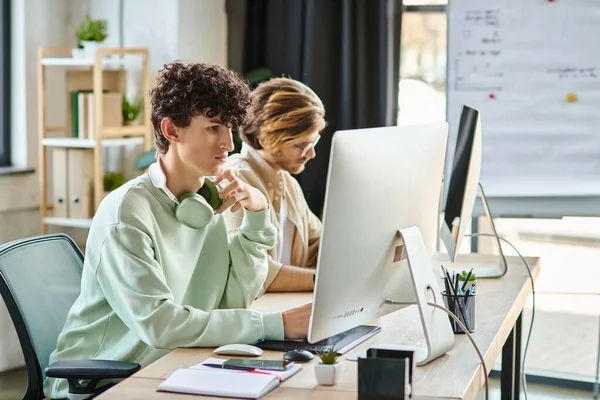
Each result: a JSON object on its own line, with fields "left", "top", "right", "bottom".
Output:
{"left": 98, "top": 254, "right": 539, "bottom": 400}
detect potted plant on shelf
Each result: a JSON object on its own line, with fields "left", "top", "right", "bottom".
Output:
{"left": 75, "top": 14, "right": 108, "bottom": 60}
{"left": 314, "top": 349, "right": 343, "bottom": 386}
{"left": 103, "top": 171, "right": 127, "bottom": 198}
{"left": 122, "top": 96, "right": 142, "bottom": 126}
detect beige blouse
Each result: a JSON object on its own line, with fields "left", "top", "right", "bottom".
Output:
{"left": 223, "top": 144, "right": 322, "bottom": 293}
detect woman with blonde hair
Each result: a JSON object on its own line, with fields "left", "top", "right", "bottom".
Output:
{"left": 224, "top": 77, "right": 326, "bottom": 293}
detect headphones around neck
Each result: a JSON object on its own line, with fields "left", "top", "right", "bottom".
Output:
{"left": 148, "top": 162, "right": 224, "bottom": 229}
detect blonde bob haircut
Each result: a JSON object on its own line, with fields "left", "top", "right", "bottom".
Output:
{"left": 240, "top": 77, "right": 326, "bottom": 151}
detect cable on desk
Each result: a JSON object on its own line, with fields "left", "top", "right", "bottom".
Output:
{"left": 384, "top": 298, "right": 489, "bottom": 400}
{"left": 467, "top": 233, "right": 536, "bottom": 400}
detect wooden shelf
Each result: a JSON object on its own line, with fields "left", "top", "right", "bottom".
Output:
{"left": 102, "top": 125, "right": 147, "bottom": 137}
{"left": 42, "top": 137, "right": 145, "bottom": 148}
{"left": 38, "top": 46, "right": 152, "bottom": 235}
{"left": 41, "top": 57, "right": 124, "bottom": 68}
{"left": 43, "top": 217, "right": 93, "bottom": 229}
{"left": 46, "top": 125, "right": 67, "bottom": 132}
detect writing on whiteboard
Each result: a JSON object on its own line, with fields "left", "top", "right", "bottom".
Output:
{"left": 453, "top": 8, "right": 504, "bottom": 91}
{"left": 546, "top": 67, "right": 597, "bottom": 80}
{"left": 465, "top": 9, "right": 500, "bottom": 27}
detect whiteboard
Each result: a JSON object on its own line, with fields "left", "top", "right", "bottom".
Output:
{"left": 447, "top": 0, "right": 600, "bottom": 206}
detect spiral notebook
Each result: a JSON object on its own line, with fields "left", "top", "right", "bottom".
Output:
{"left": 157, "top": 358, "right": 302, "bottom": 399}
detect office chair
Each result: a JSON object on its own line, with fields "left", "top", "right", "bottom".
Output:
{"left": 0, "top": 234, "right": 140, "bottom": 400}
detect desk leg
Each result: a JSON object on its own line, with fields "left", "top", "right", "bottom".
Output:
{"left": 501, "top": 313, "right": 523, "bottom": 400}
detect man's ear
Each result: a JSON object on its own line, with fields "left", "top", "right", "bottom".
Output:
{"left": 160, "top": 118, "right": 179, "bottom": 143}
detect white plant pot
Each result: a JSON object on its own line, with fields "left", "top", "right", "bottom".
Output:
{"left": 314, "top": 362, "right": 343, "bottom": 386}
{"left": 72, "top": 48, "right": 85, "bottom": 59}
{"left": 80, "top": 40, "right": 104, "bottom": 60}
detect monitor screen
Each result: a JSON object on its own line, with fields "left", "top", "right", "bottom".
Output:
{"left": 441, "top": 105, "right": 482, "bottom": 261}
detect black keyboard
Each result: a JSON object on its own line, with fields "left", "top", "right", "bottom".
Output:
{"left": 253, "top": 325, "right": 381, "bottom": 355}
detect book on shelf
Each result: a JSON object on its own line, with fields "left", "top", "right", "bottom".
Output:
{"left": 69, "top": 90, "right": 122, "bottom": 139}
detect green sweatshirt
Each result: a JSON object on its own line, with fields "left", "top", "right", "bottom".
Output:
{"left": 44, "top": 173, "right": 283, "bottom": 399}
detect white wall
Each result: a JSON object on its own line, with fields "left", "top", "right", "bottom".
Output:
{"left": 0, "top": 0, "right": 228, "bottom": 373}
{"left": 178, "top": 0, "right": 228, "bottom": 66}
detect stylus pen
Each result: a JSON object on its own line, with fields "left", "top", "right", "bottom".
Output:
{"left": 203, "top": 363, "right": 256, "bottom": 371}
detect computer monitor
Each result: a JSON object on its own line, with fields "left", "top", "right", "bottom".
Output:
{"left": 440, "top": 105, "right": 482, "bottom": 262}
{"left": 437, "top": 105, "right": 507, "bottom": 278}
{"left": 308, "top": 123, "right": 455, "bottom": 365}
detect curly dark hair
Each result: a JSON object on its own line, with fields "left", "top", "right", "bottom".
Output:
{"left": 150, "top": 61, "right": 252, "bottom": 153}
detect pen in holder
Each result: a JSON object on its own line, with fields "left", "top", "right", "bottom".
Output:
{"left": 441, "top": 290, "right": 476, "bottom": 334}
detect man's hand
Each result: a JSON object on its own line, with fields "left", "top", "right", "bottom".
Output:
{"left": 214, "top": 169, "right": 268, "bottom": 213}
{"left": 282, "top": 303, "right": 312, "bottom": 339}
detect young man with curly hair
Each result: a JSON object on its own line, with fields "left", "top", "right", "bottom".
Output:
{"left": 224, "top": 77, "right": 326, "bottom": 293}
{"left": 44, "top": 63, "right": 311, "bottom": 399}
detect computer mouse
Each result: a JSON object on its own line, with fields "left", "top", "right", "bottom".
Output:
{"left": 213, "top": 344, "right": 263, "bottom": 357}
{"left": 283, "top": 349, "right": 314, "bottom": 362}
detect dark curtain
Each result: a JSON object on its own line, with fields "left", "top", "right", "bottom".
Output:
{"left": 243, "top": 0, "right": 403, "bottom": 216}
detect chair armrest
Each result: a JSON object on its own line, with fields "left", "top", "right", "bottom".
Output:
{"left": 45, "top": 359, "right": 141, "bottom": 380}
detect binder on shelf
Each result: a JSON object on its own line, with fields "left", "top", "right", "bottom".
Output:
{"left": 67, "top": 149, "right": 95, "bottom": 219}
{"left": 51, "top": 148, "right": 68, "bottom": 218}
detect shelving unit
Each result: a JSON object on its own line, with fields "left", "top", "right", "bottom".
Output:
{"left": 38, "top": 47, "right": 152, "bottom": 233}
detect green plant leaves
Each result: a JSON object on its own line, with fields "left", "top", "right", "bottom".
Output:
{"left": 76, "top": 14, "right": 108, "bottom": 42}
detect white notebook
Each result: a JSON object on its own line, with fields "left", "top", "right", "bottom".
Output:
{"left": 157, "top": 358, "right": 302, "bottom": 399}
{"left": 157, "top": 368, "right": 279, "bottom": 399}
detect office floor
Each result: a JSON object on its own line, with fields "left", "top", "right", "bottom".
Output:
{"left": 0, "top": 367, "right": 26, "bottom": 400}
{"left": 477, "top": 379, "right": 592, "bottom": 400}
{"left": 490, "top": 217, "right": 600, "bottom": 382}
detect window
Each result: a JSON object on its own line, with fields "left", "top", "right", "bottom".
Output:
{"left": 398, "top": 8, "right": 447, "bottom": 125}
{"left": 0, "top": 0, "right": 10, "bottom": 167}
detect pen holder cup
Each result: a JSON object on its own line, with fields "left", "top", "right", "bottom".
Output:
{"left": 441, "top": 291, "right": 476, "bottom": 334}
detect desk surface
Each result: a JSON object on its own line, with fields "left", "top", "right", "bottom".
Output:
{"left": 98, "top": 253, "right": 539, "bottom": 400}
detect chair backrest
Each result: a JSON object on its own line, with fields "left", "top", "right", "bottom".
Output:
{"left": 0, "top": 234, "right": 83, "bottom": 399}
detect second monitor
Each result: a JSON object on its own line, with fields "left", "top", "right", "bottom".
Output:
{"left": 436, "top": 104, "right": 508, "bottom": 278}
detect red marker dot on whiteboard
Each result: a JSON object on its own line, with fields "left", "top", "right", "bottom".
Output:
{"left": 489, "top": 93, "right": 495, "bottom": 99}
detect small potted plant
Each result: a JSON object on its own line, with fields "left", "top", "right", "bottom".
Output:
{"left": 103, "top": 171, "right": 127, "bottom": 198}
{"left": 314, "top": 349, "right": 343, "bottom": 386}
{"left": 122, "top": 96, "right": 142, "bottom": 126}
{"left": 75, "top": 14, "right": 108, "bottom": 59}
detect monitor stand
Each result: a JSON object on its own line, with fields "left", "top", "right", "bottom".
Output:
{"left": 434, "top": 182, "right": 508, "bottom": 279}
{"left": 347, "top": 226, "right": 455, "bottom": 366}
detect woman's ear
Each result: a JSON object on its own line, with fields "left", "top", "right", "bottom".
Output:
{"left": 160, "top": 118, "right": 180, "bottom": 143}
